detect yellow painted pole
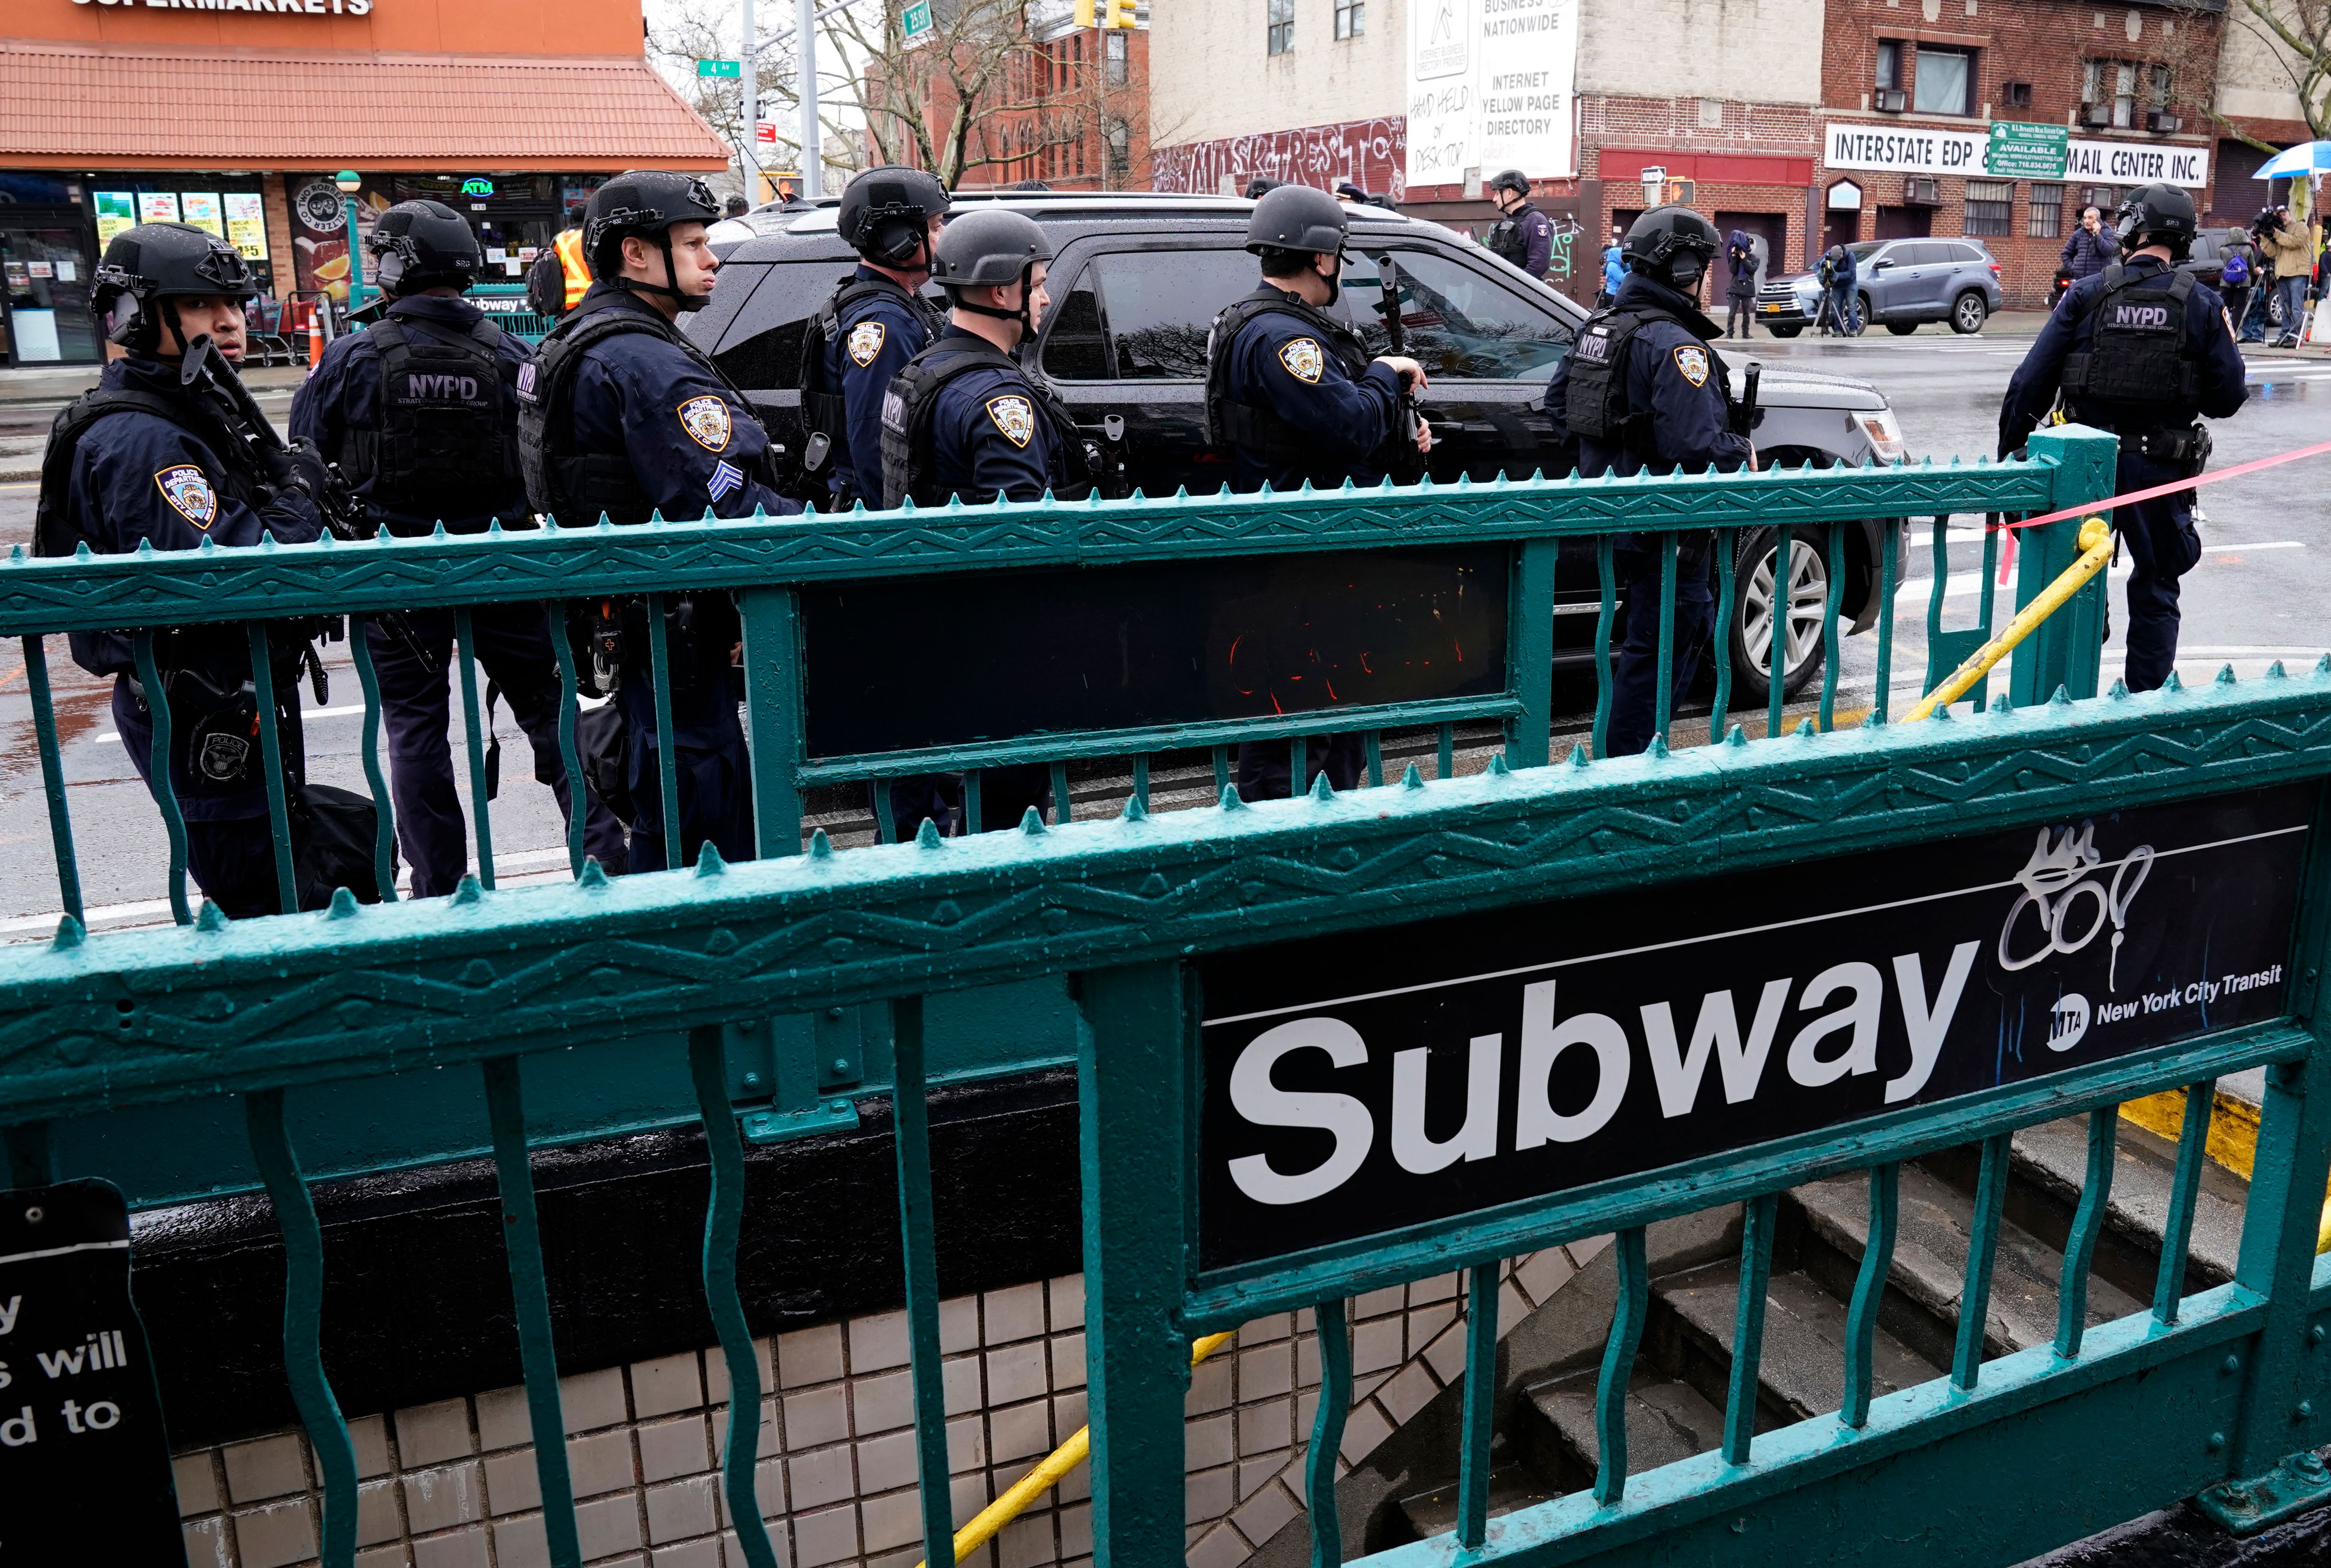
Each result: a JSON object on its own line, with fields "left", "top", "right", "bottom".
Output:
{"left": 917, "top": 1332, "right": 1240, "bottom": 1568}
{"left": 1903, "top": 516, "right": 2114, "bottom": 724}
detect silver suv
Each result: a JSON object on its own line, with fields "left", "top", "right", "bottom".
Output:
{"left": 1756, "top": 237, "right": 2003, "bottom": 336}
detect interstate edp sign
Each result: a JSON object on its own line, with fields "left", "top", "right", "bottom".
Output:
{"left": 0, "top": 1181, "right": 183, "bottom": 1562}
{"left": 1196, "top": 785, "right": 2310, "bottom": 1270}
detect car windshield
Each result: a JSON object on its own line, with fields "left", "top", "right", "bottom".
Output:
{"left": 1847, "top": 242, "right": 1884, "bottom": 262}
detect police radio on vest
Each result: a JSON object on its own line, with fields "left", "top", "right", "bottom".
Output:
{"left": 74, "top": 0, "right": 375, "bottom": 12}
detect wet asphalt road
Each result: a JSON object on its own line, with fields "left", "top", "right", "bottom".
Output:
{"left": 0, "top": 332, "right": 2324, "bottom": 936}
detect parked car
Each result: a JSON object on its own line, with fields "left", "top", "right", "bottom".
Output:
{"left": 692, "top": 191, "right": 1912, "bottom": 702}
{"left": 1754, "top": 237, "right": 2002, "bottom": 336}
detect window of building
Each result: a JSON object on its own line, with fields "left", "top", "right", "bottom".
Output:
{"left": 1337, "top": 0, "right": 1365, "bottom": 38}
{"left": 1106, "top": 28, "right": 1128, "bottom": 84}
{"left": 2148, "top": 62, "right": 2173, "bottom": 109}
{"left": 1267, "top": 0, "right": 1294, "bottom": 54}
{"left": 1876, "top": 40, "right": 1902, "bottom": 90}
{"left": 1107, "top": 118, "right": 1132, "bottom": 184}
{"left": 2082, "top": 58, "right": 2161, "bottom": 127}
{"left": 2028, "top": 182, "right": 2065, "bottom": 237}
{"left": 1912, "top": 47, "right": 1973, "bottom": 115}
{"left": 1965, "top": 179, "right": 2015, "bottom": 237}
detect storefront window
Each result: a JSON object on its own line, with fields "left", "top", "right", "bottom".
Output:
{"left": 2028, "top": 183, "right": 2064, "bottom": 238}
{"left": 1964, "top": 180, "right": 2014, "bottom": 237}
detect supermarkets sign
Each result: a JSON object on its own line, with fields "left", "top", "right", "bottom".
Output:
{"left": 1824, "top": 123, "right": 2208, "bottom": 187}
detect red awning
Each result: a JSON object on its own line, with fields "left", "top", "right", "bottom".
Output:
{"left": 0, "top": 41, "right": 730, "bottom": 170}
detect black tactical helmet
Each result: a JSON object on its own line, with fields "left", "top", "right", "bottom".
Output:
{"left": 2116, "top": 183, "right": 2199, "bottom": 259}
{"left": 585, "top": 171, "right": 722, "bottom": 308}
{"left": 838, "top": 166, "right": 952, "bottom": 268}
{"left": 368, "top": 199, "right": 483, "bottom": 297}
{"left": 1487, "top": 169, "right": 1531, "bottom": 199}
{"left": 930, "top": 208, "right": 1052, "bottom": 337}
{"left": 1246, "top": 183, "right": 1349, "bottom": 256}
{"left": 1622, "top": 205, "right": 1722, "bottom": 290}
{"left": 91, "top": 222, "right": 258, "bottom": 354}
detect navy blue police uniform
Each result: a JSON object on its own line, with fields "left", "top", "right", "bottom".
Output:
{"left": 290, "top": 291, "right": 627, "bottom": 894}
{"left": 805, "top": 265, "right": 939, "bottom": 505}
{"left": 1542, "top": 270, "right": 1752, "bottom": 755}
{"left": 520, "top": 282, "right": 799, "bottom": 872}
{"left": 1206, "top": 284, "right": 1403, "bottom": 796}
{"left": 2000, "top": 255, "right": 2246, "bottom": 691}
{"left": 876, "top": 323, "right": 1086, "bottom": 832}
{"left": 45, "top": 354, "right": 324, "bottom": 917}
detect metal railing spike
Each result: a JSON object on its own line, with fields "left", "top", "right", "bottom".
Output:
{"left": 1487, "top": 751, "right": 1511, "bottom": 774}
{"left": 2053, "top": 683, "right": 2076, "bottom": 704}
{"left": 695, "top": 842, "right": 728, "bottom": 876}
{"left": 2269, "top": 661, "right": 2289, "bottom": 679}
{"left": 196, "top": 899, "right": 228, "bottom": 932}
{"left": 2218, "top": 663, "right": 2238, "bottom": 684}
{"left": 451, "top": 874, "right": 484, "bottom": 904}
{"left": 487, "top": 517, "right": 504, "bottom": 534}
{"left": 596, "top": 512, "right": 613, "bottom": 528}
{"left": 432, "top": 520, "right": 448, "bottom": 537}
{"left": 1796, "top": 718, "right": 1816, "bottom": 738}
{"left": 1401, "top": 763, "right": 1426, "bottom": 788}
{"left": 2108, "top": 679, "right": 2131, "bottom": 699}
{"left": 1020, "top": 807, "right": 1046, "bottom": 834}
{"left": 1309, "top": 770, "right": 1336, "bottom": 801}
{"left": 647, "top": 510, "right": 666, "bottom": 524}
{"left": 314, "top": 530, "right": 336, "bottom": 549}
{"left": 134, "top": 537, "right": 154, "bottom": 554}
{"left": 196, "top": 535, "right": 215, "bottom": 553}
{"left": 1567, "top": 744, "right": 1590, "bottom": 766}
{"left": 327, "top": 888, "right": 361, "bottom": 919}
{"left": 259, "top": 529, "right": 277, "bottom": 549}
{"left": 1121, "top": 793, "right": 1149, "bottom": 822}
{"left": 51, "top": 915, "right": 84, "bottom": 951}
{"left": 577, "top": 857, "right": 612, "bottom": 887}
{"left": 1644, "top": 735, "right": 1669, "bottom": 760}
{"left": 916, "top": 818, "right": 945, "bottom": 848}
{"left": 1220, "top": 783, "right": 1246, "bottom": 809}
{"left": 808, "top": 828, "right": 834, "bottom": 859}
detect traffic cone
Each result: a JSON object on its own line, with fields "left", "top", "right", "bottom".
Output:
{"left": 307, "top": 304, "right": 324, "bottom": 370}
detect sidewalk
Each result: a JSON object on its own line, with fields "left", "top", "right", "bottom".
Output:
{"left": 0, "top": 362, "right": 306, "bottom": 482}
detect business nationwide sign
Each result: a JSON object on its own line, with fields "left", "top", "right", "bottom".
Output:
{"left": 1406, "top": 0, "right": 1581, "bottom": 188}
{"left": 1824, "top": 122, "right": 2208, "bottom": 188}
{"left": 1197, "top": 785, "right": 2305, "bottom": 1271}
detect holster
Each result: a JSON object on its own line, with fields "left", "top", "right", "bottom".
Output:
{"left": 2133, "top": 423, "right": 2212, "bottom": 479}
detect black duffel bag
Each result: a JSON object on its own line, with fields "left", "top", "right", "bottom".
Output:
{"left": 290, "top": 782, "right": 388, "bottom": 909}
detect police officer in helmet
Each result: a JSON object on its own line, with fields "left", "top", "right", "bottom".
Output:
{"left": 2000, "top": 182, "right": 2245, "bottom": 692}
{"left": 38, "top": 222, "right": 331, "bottom": 916}
{"left": 290, "top": 198, "right": 626, "bottom": 895}
{"left": 878, "top": 207, "right": 1086, "bottom": 833}
{"left": 1543, "top": 205, "right": 1754, "bottom": 756}
{"left": 1483, "top": 170, "right": 1555, "bottom": 280}
{"left": 799, "top": 166, "right": 949, "bottom": 507}
{"left": 1205, "top": 182, "right": 1433, "bottom": 799}
{"left": 517, "top": 170, "right": 801, "bottom": 873}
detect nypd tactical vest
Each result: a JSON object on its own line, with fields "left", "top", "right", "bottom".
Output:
{"left": 35, "top": 386, "right": 263, "bottom": 560}
{"left": 799, "top": 274, "right": 939, "bottom": 445}
{"left": 2062, "top": 263, "right": 2201, "bottom": 414}
{"left": 1484, "top": 204, "right": 1537, "bottom": 270}
{"left": 1203, "top": 287, "right": 1374, "bottom": 462}
{"left": 879, "top": 339, "right": 1091, "bottom": 510}
{"left": 517, "top": 299, "right": 752, "bottom": 525}
{"left": 1563, "top": 304, "right": 1691, "bottom": 456}
{"left": 336, "top": 315, "right": 514, "bottom": 534}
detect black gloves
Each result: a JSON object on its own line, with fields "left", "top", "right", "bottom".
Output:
{"left": 262, "top": 437, "right": 334, "bottom": 506}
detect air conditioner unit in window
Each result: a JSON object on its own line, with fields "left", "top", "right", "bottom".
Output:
{"left": 1874, "top": 87, "right": 1909, "bottom": 112}
{"left": 2002, "top": 81, "right": 2033, "bottom": 107}
{"left": 2146, "top": 110, "right": 2181, "bottom": 133}
{"left": 2080, "top": 102, "right": 2115, "bottom": 127}
{"left": 1905, "top": 176, "right": 1943, "bottom": 204}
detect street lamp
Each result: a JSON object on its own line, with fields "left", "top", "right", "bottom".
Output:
{"left": 334, "top": 169, "right": 366, "bottom": 319}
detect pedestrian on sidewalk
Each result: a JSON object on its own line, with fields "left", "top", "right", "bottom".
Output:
{"left": 2060, "top": 206, "right": 2119, "bottom": 284}
{"left": 2262, "top": 204, "right": 2318, "bottom": 348}
{"left": 1723, "top": 230, "right": 1758, "bottom": 338}
{"left": 1817, "top": 244, "right": 1859, "bottom": 335}
{"left": 2216, "top": 226, "right": 2257, "bottom": 345}
{"left": 1599, "top": 232, "right": 1624, "bottom": 307}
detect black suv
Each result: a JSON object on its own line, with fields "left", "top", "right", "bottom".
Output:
{"left": 692, "top": 192, "right": 1910, "bottom": 702}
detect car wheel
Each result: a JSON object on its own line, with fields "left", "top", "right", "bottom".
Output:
{"left": 1886, "top": 321, "right": 1918, "bottom": 336}
{"left": 1768, "top": 324, "right": 1803, "bottom": 338}
{"left": 1729, "top": 525, "right": 1829, "bottom": 708}
{"left": 2266, "top": 292, "right": 2286, "bottom": 330}
{"left": 1951, "top": 291, "right": 1989, "bottom": 334}
{"left": 1857, "top": 293, "right": 1876, "bottom": 335}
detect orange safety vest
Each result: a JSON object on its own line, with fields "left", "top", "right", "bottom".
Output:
{"left": 554, "top": 227, "right": 590, "bottom": 309}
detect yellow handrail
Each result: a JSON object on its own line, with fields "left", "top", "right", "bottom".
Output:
{"left": 1903, "top": 516, "right": 2114, "bottom": 724}
{"left": 917, "top": 1331, "right": 1241, "bottom": 1568}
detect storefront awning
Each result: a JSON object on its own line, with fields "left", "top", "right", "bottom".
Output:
{"left": 0, "top": 42, "right": 730, "bottom": 171}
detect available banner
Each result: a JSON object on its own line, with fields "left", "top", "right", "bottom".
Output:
{"left": 1824, "top": 122, "right": 2209, "bottom": 188}
{"left": 1197, "top": 784, "right": 2308, "bottom": 1271}
{"left": 1406, "top": 0, "right": 1580, "bottom": 189}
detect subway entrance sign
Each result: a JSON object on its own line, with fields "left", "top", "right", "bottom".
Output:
{"left": 1197, "top": 785, "right": 2308, "bottom": 1271}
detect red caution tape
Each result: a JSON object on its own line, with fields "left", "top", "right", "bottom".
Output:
{"left": 1991, "top": 437, "right": 2331, "bottom": 533}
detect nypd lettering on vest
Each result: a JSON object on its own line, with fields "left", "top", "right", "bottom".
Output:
{"left": 2109, "top": 303, "right": 2172, "bottom": 331}
{"left": 402, "top": 372, "right": 483, "bottom": 402}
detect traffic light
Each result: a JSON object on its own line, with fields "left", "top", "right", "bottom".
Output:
{"left": 1105, "top": 0, "right": 1136, "bottom": 24}
{"left": 1073, "top": 0, "right": 1093, "bottom": 23}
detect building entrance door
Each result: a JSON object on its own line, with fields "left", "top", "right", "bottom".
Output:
{"left": 1875, "top": 205, "right": 1934, "bottom": 242}
{"left": 0, "top": 223, "right": 100, "bottom": 365}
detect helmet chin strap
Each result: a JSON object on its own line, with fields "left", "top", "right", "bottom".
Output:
{"left": 950, "top": 268, "right": 1036, "bottom": 341}
{"left": 613, "top": 231, "right": 707, "bottom": 312}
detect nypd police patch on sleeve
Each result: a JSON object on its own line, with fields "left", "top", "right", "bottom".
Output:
{"left": 986, "top": 395, "right": 1036, "bottom": 448}
{"left": 1672, "top": 346, "right": 1711, "bottom": 387}
{"left": 847, "top": 321, "right": 888, "bottom": 367}
{"left": 153, "top": 465, "right": 217, "bottom": 529}
{"left": 1277, "top": 337, "right": 1326, "bottom": 383}
{"left": 677, "top": 394, "right": 733, "bottom": 452}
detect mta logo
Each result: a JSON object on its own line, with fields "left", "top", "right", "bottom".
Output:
{"left": 407, "top": 373, "right": 481, "bottom": 400}
{"left": 2109, "top": 304, "right": 2171, "bottom": 330}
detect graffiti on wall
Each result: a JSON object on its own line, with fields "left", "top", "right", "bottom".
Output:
{"left": 1152, "top": 118, "right": 1408, "bottom": 201}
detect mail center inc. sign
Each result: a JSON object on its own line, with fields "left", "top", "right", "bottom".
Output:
{"left": 1196, "top": 785, "right": 2309, "bottom": 1272}
{"left": 1824, "top": 122, "right": 2209, "bottom": 188}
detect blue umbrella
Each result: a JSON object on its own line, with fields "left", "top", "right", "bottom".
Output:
{"left": 2256, "top": 140, "right": 2331, "bottom": 179}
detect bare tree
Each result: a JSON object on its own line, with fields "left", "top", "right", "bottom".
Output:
{"left": 646, "top": 0, "right": 856, "bottom": 194}
{"left": 2219, "top": 0, "right": 2331, "bottom": 142}
{"left": 823, "top": 0, "right": 1088, "bottom": 187}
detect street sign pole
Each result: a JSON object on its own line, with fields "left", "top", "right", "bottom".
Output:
{"left": 798, "top": 0, "right": 822, "bottom": 199}
{"left": 741, "top": 0, "right": 759, "bottom": 202}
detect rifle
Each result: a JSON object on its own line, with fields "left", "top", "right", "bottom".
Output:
{"left": 1372, "top": 256, "right": 1429, "bottom": 484}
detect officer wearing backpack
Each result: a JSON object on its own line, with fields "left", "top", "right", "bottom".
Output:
{"left": 1203, "top": 183, "right": 1434, "bottom": 798}
{"left": 518, "top": 171, "right": 801, "bottom": 873}
{"left": 797, "top": 166, "right": 948, "bottom": 507}
{"left": 290, "top": 198, "right": 627, "bottom": 894}
{"left": 1543, "top": 206, "right": 1754, "bottom": 757}
{"left": 37, "top": 222, "right": 334, "bottom": 917}
{"left": 1999, "top": 184, "right": 2246, "bottom": 692}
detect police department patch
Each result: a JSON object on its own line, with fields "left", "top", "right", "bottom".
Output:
{"left": 986, "top": 395, "right": 1036, "bottom": 448}
{"left": 847, "top": 320, "right": 888, "bottom": 367}
{"left": 677, "top": 394, "right": 733, "bottom": 452}
{"left": 153, "top": 465, "right": 217, "bottom": 529}
{"left": 1278, "top": 337, "right": 1326, "bottom": 383}
{"left": 1672, "top": 346, "right": 1711, "bottom": 387}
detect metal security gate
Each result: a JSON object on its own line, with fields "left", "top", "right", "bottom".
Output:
{"left": 3, "top": 427, "right": 2328, "bottom": 1566}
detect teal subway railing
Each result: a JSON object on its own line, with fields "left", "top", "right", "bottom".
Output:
{"left": 10, "top": 428, "right": 2330, "bottom": 1566}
